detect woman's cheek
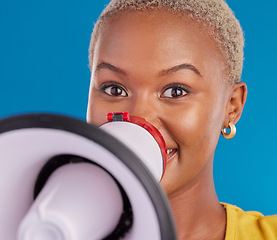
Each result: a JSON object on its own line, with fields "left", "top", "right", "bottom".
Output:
{"left": 87, "top": 100, "right": 109, "bottom": 125}
{"left": 169, "top": 104, "right": 201, "bottom": 138}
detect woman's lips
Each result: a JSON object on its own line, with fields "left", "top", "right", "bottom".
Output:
{"left": 166, "top": 148, "right": 177, "bottom": 163}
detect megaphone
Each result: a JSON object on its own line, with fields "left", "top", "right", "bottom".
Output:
{"left": 0, "top": 113, "right": 176, "bottom": 239}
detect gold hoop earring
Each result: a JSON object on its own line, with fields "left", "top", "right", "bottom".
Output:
{"left": 221, "top": 122, "right": 236, "bottom": 139}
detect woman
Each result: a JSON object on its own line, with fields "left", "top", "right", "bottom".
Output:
{"left": 86, "top": 0, "right": 277, "bottom": 239}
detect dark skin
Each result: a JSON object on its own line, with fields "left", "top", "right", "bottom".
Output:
{"left": 87, "top": 10, "right": 247, "bottom": 240}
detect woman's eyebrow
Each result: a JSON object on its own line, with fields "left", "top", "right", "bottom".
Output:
{"left": 95, "top": 62, "right": 127, "bottom": 76}
{"left": 159, "top": 63, "right": 202, "bottom": 77}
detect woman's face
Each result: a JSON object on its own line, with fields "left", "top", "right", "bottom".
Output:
{"left": 87, "top": 10, "right": 232, "bottom": 195}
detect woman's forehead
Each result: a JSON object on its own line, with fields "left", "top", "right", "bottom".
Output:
{"left": 93, "top": 11, "right": 226, "bottom": 79}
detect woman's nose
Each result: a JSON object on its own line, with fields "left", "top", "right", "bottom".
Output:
{"left": 127, "top": 96, "right": 162, "bottom": 131}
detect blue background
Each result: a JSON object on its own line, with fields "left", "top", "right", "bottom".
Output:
{"left": 1, "top": 1, "right": 276, "bottom": 215}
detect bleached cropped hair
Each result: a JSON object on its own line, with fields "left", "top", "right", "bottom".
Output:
{"left": 89, "top": 0, "right": 244, "bottom": 83}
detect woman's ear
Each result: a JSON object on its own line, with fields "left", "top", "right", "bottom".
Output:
{"left": 223, "top": 82, "right": 247, "bottom": 128}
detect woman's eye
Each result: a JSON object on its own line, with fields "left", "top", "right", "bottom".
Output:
{"left": 101, "top": 84, "right": 128, "bottom": 97}
{"left": 161, "top": 85, "right": 189, "bottom": 98}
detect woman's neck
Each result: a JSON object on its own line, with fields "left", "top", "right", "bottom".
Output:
{"left": 167, "top": 160, "right": 226, "bottom": 240}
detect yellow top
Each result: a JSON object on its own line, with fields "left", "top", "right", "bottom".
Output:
{"left": 222, "top": 203, "right": 277, "bottom": 240}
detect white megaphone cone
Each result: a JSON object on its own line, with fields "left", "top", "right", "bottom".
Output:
{"left": 0, "top": 113, "right": 175, "bottom": 240}
{"left": 100, "top": 112, "right": 167, "bottom": 182}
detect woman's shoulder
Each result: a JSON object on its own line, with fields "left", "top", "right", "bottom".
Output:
{"left": 222, "top": 203, "right": 277, "bottom": 240}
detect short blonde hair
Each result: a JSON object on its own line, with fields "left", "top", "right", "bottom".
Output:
{"left": 89, "top": 0, "right": 244, "bottom": 83}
